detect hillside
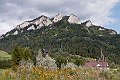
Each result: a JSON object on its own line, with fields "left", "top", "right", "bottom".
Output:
{"left": 0, "top": 50, "right": 11, "bottom": 60}
{"left": 0, "top": 14, "right": 120, "bottom": 65}
{"left": 0, "top": 50, "right": 11, "bottom": 69}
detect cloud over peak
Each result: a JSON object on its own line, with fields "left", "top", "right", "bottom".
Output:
{"left": 0, "top": 0, "right": 119, "bottom": 35}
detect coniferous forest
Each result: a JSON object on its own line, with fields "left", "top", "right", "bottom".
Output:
{"left": 0, "top": 15, "right": 120, "bottom": 80}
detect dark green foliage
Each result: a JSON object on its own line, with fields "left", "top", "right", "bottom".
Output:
{"left": 74, "top": 58, "right": 85, "bottom": 66}
{"left": 0, "top": 19, "right": 120, "bottom": 65}
{"left": 55, "top": 55, "right": 67, "bottom": 69}
{"left": 0, "top": 60, "right": 12, "bottom": 69}
{"left": 10, "top": 45, "right": 33, "bottom": 65}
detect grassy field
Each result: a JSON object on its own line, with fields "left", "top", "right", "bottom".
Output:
{"left": 0, "top": 50, "right": 11, "bottom": 60}
{"left": 0, "top": 50, "right": 12, "bottom": 69}
{"left": 0, "top": 69, "right": 4, "bottom": 74}
{"left": 0, "top": 50, "right": 120, "bottom": 80}
{"left": 0, "top": 67, "right": 119, "bottom": 80}
{"left": 0, "top": 50, "right": 10, "bottom": 75}
{"left": 0, "top": 69, "right": 15, "bottom": 80}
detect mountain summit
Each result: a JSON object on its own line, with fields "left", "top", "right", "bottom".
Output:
{"left": 0, "top": 14, "right": 119, "bottom": 65}
{"left": 67, "top": 14, "right": 81, "bottom": 24}
{"left": 0, "top": 14, "right": 117, "bottom": 38}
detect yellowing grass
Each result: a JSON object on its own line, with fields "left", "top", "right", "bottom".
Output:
{"left": 1, "top": 67, "right": 120, "bottom": 80}
{"left": 0, "top": 50, "right": 11, "bottom": 60}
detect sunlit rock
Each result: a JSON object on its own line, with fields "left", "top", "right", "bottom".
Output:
{"left": 68, "top": 14, "right": 81, "bottom": 24}
{"left": 53, "top": 13, "right": 63, "bottom": 23}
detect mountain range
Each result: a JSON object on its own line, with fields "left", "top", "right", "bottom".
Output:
{"left": 0, "top": 13, "right": 120, "bottom": 65}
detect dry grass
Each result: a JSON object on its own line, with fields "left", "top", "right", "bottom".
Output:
{"left": 1, "top": 66, "right": 120, "bottom": 80}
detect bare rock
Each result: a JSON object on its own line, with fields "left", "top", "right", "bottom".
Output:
{"left": 68, "top": 14, "right": 81, "bottom": 24}
{"left": 53, "top": 13, "right": 63, "bottom": 23}
{"left": 16, "top": 21, "right": 30, "bottom": 29}
{"left": 85, "top": 20, "right": 92, "bottom": 27}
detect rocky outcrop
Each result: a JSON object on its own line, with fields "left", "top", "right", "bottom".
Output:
{"left": 85, "top": 20, "right": 92, "bottom": 27}
{"left": 31, "top": 15, "right": 52, "bottom": 28}
{"left": 36, "top": 49, "right": 57, "bottom": 70}
{"left": 44, "top": 55, "right": 57, "bottom": 69}
{"left": 16, "top": 21, "right": 30, "bottom": 29}
{"left": 5, "top": 33, "right": 10, "bottom": 37}
{"left": 13, "top": 30, "right": 18, "bottom": 35}
{"left": 53, "top": 13, "right": 63, "bottom": 23}
{"left": 0, "top": 35, "right": 3, "bottom": 39}
{"left": 27, "top": 25, "right": 35, "bottom": 30}
{"left": 16, "top": 16, "right": 52, "bottom": 30}
{"left": 110, "top": 30, "right": 117, "bottom": 35}
{"left": 99, "top": 27, "right": 105, "bottom": 31}
{"left": 1, "top": 14, "right": 118, "bottom": 38}
{"left": 3, "top": 14, "right": 81, "bottom": 36}
{"left": 63, "top": 62, "right": 78, "bottom": 69}
{"left": 98, "top": 35, "right": 103, "bottom": 37}
{"left": 68, "top": 14, "right": 81, "bottom": 24}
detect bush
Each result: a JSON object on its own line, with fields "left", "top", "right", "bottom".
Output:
{"left": 10, "top": 45, "right": 33, "bottom": 66}
{"left": 74, "top": 58, "right": 85, "bottom": 66}
{"left": 0, "top": 60, "right": 12, "bottom": 69}
{"left": 55, "top": 55, "right": 67, "bottom": 69}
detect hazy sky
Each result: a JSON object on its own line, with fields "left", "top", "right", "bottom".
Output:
{"left": 0, "top": 0, "right": 120, "bottom": 35}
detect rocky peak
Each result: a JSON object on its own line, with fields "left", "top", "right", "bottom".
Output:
{"left": 36, "top": 49, "right": 57, "bottom": 69}
{"left": 16, "top": 15, "right": 53, "bottom": 31}
{"left": 27, "top": 25, "right": 35, "bottom": 30}
{"left": 0, "top": 35, "right": 3, "bottom": 39}
{"left": 53, "top": 13, "right": 63, "bottom": 23}
{"left": 15, "top": 14, "right": 81, "bottom": 31}
{"left": 31, "top": 15, "right": 52, "bottom": 29}
{"left": 16, "top": 21, "right": 30, "bottom": 29}
{"left": 85, "top": 20, "right": 93, "bottom": 27}
{"left": 67, "top": 14, "right": 81, "bottom": 24}
{"left": 13, "top": 30, "right": 18, "bottom": 35}
{"left": 99, "top": 27, "right": 105, "bottom": 31}
{"left": 110, "top": 30, "right": 117, "bottom": 35}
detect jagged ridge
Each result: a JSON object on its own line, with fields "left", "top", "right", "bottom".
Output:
{"left": 0, "top": 14, "right": 117, "bottom": 38}
{"left": 0, "top": 13, "right": 119, "bottom": 65}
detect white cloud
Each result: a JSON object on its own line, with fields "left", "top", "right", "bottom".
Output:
{"left": 80, "top": 0, "right": 119, "bottom": 25}
{"left": 0, "top": 0, "right": 119, "bottom": 35}
{"left": 0, "top": 22, "right": 12, "bottom": 35}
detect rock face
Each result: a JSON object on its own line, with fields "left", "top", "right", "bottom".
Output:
{"left": 44, "top": 55, "right": 57, "bottom": 69}
{"left": 36, "top": 49, "right": 44, "bottom": 66}
{"left": 110, "top": 30, "right": 117, "bottom": 35}
{"left": 1, "top": 14, "right": 118, "bottom": 38}
{"left": 36, "top": 49, "right": 57, "bottom": 69}
{"left": 98, "top": 35, "right": 103, "bottom": 37}
{"left": 31, "top": 15, "right": 52, "bottom": 28}
{"left": 0, "top": 35, "right": 3, "bottom": 39}
{"left": 1, "top": 14, "right": 82, "bottom": 37}
{"left": 85, "top": 20, "right": 92, "bottom": 27}
{"left": 16, "top": 16, "right": 52, "bottom": 30}
{"left": 99, "top": 27, "right": 105, "bottom": 31}
{"left": 13, "top": 30, "right": 18, "bottom": 35}
{"left": 5, "top": 33, "right": 10, "bottom": 37}
{"left": 64, "top": 62, "right": 78, "bottom": 69}
{"left": 68, "top": 14, "right": 81, "bottom": 24}
{"left": 16, "top": 21, "right": 30, "bottom": 29}
{"left": 53, "top": 13, "right": 63, "bottom": 23}
{"left": 27, "top": 25, "right": 35, "bottom": 30}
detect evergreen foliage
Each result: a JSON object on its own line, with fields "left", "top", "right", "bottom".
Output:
{"left": 10, "top": 45, "right": 33, "bottom": 65}
{"left": 0, "top": 19, "right": 120, "bottom": 65}
{"left": 55, "top": 55, "right": 67, "bottom": 69}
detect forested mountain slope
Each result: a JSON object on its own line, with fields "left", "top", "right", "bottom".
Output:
{"left": 0, "top": 14, "right": 120, "bottom": 64}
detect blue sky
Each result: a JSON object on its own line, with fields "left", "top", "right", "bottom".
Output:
{"left": 108, "top": 2, "right": 120, "bottom": 33}
{"left": 0, "top": 0, "right": 120, "bottom": 35}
